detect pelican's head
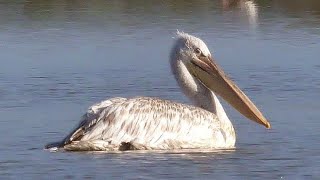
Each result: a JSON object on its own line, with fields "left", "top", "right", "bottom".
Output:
{"left": 170, "top": 32, "right": 270, "bottom": 128}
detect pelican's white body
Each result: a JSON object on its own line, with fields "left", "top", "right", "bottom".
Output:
{"left": 61, "top": 96, "right": 235, "bottom": 151}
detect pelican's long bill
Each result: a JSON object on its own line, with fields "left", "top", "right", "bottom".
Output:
{"left": 189, "top": 55, "right": 271, "bottom": 128}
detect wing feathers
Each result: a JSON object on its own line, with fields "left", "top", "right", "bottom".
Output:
{"left": 62, "top": 97, "right": 219, "bottom": 150}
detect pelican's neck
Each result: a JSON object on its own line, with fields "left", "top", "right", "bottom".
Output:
{"left": 171, "top": 59, "right": 234, "bottom": 131}
{"left": 210, "top": 92, "right": 236, "bottom": 147}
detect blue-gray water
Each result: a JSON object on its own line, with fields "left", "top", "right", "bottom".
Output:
{"left": 1, "top": 0, "right": 320, "bottom": 179}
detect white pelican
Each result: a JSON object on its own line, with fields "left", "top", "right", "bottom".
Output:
{"left": 45, "top": 32, "right": 270, "bottom": 151}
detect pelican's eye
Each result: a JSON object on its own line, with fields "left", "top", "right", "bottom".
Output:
{"left": 194, "top": 48, "right": 202, "bottom": 55}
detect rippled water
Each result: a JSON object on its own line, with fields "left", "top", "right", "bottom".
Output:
{"left": 1, "top": 0, "right": 320, "bottom": 179}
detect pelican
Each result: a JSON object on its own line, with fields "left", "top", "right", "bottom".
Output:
{"left": 45, "top": 32, "right": 270, "bottom": 151}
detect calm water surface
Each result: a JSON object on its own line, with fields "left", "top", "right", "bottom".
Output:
{"left": 0, "top": 0, "right": 320, "bottom": 179}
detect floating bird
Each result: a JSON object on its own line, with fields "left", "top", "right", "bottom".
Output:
{"left": 45, "top": 32, "right": 270, "bottom": 151}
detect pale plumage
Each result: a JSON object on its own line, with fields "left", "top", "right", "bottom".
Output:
{"left": 59, "top": 97, "right": 233, "bottom": 151}
{"left": 46, "top": 32, "right": 270, "bottom": 151}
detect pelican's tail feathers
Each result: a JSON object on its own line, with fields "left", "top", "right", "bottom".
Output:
{"left": 63, "top": 140, "right": 117, "bottom": 151}
{"left": 44, "top": 141, "right": 64, "bottom": 151}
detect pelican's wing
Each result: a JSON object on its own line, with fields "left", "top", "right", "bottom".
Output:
{"left": 62, "top": 97, "right": 127, "bottom": 144}
{"left": 62, "top": 97, "right": 221, "bottom": 150}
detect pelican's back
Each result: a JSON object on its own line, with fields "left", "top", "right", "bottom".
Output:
{"left": 46, "top": 97, "right": 229, "bottom": 151}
